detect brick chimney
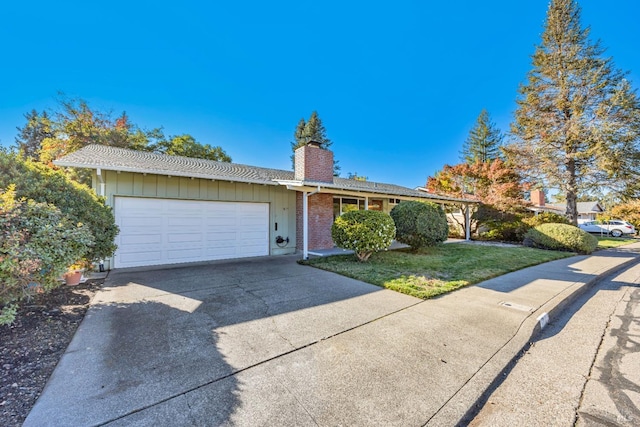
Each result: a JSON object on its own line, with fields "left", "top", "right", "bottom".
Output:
{"left": 531, "top": 189, "right": 545, "bottom": 207}
{"left": 294, "top": 141, "right": 334, "bottom": 182}
{"left": 294, "top": 141, "right": 335, "bottom": 253}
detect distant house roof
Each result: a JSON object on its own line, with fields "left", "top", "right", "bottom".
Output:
{"left": 54, "top": 145, "right": 476, "bottom": 204}
{"left": 546, "top": 201, "right": 605, "bottom": 215}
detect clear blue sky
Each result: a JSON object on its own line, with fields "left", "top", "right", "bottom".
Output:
{"left": 1, "top": 1, "right": 638, "bottom": 188}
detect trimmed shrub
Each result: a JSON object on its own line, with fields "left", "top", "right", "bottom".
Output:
{"left": 522, "top": 212, "right": 570, "bottom": 228}
{"left": 1, "top": 186, "right": 94, "bottom": 325}
{"left": 332, "top": 210, "right": 396, "bottom": 262}
{"left": 523, "top": 223, "right": 598, "bottom": 254}
{"left": 0, "top": 151, "right": 118, "bottom": 263}
{"left": 390, "top": 201, "right": 448, "bottom": 250}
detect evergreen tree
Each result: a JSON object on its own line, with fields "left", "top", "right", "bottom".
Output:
{"left": 290, "top": 111, "right": 340, "bottom": 175}
{"left": 507, "top": 0, "right": 640, "bottom": 224}
{"left": 460, "top": 109, "right": 503, "bottom": 164}
{"left": 14, "top": 110, "right": 54, "bottom": 160}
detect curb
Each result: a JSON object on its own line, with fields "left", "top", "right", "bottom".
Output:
{"left": 427, "top": 248, "right": 640, "bottom": 426}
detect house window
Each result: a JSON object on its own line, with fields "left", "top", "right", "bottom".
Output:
{"left": 368, "top": 199, "right": 383, "bottom": 211}
{"left": 333, "top": 197, "right": 366, "bottom": 218}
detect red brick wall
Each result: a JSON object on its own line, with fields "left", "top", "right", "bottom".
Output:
{"left": 296, "top": 192, "right": 335, "bottom": 251}
{"left": 294, "top": 144, "right": 334, "bottom": 183}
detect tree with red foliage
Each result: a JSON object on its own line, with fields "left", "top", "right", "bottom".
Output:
{"left": 426, "top": 159, "right": 529, "bottom": 237}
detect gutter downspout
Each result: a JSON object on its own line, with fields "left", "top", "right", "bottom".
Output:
{"left": 96, "top": 168, "right": 106, "bottom": 197}
{"left": 303, "top": 186, "right": 321, "bottom": 260}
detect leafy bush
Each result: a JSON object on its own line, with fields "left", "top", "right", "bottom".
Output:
{"left": 390, "top": 201, "right": 448, "bottom": 250}
{"left": 472, "top": 204, "right": 526, "bottom": 242}
{"left": 331, "top": 210, "right": 396, "bottom": 262}
{"left": 522, "top": 212, "right": 570, "bottom": 228}
{"left": 523, "top": 223, "right": 598, "bottom": 254}
{"left": 475, "top": 206, "right": 570, "bottom": 242}
{"left": 0, "top": 151, "right": 118, "bottom": 262}
{"left": 1, "top": 186, "right": 94, "bottom": 325}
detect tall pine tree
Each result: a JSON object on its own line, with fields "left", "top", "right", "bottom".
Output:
{"left": 15, "top": 110, "right": 54, "bottom": 160}
{"left": 508, "top": 0, "right": 640, "bottom": 224}
{"left": 290, "top": 111, "right": 340, "bottom": 175}
{"left": 460, "top": 109, "right": 503, "bottom": 164}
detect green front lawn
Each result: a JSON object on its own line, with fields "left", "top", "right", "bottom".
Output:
{"left": 596, "top": 236, "right": 637, "bottom": 249}
{"left": 305, "top": 244, "right": 572, "bottom": 299}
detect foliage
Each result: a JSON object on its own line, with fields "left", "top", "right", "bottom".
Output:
{"left": 1, "top": 186, "right": 94, "bottom": 325}
{"left": 17, "top": 95, "right": 231, "bottom": 185}
{"left": 427, "top": 159, "right": 527, "bottom": 211}
{"left": 608, "top": 200, "right": 640, "bottom": 233}
{"left": 426, "top": 159, "right": 528, "bottom": 238}
{"left": 149, "top": 134, "right": 231, "bottom": 162}
{"left": 522, "top": 212, "right": 571, "bottom": 228}
{"left": 331, "top": 210, "right": 395, "bottom": 262}
{"left": 508, "top": 0, "right": 640, "bottom": 223}
{"left": 523, "top": 223, "right": 598, "bottom": 254}
{"left": 14, "top": 110, "right": 54, "bottom": 160}
{"left": 347, "top": 172, "right": 368, "bottom": 181}
{"left": 460, "top": 109, "right": 504, "bottom": 164}
{"left": 390, "top": 201, "right": 448, "bottom": 250}
{"left": 0, "top": 151, "right": 118, "bottom": 262}
{"left": 473, "top": 204, "right": 527, "bottom": 242}
{"left": 475, "top": 208, "right": 570, "bottom": 243}
{"left": 305, "top": 244, "right": 571, "bottom": 300}
{"left": 290, "top": 111, "right": 340, "bottom": 175}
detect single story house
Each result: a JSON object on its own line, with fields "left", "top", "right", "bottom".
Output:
{"left": 55, "top": 142, "right": 475, "bottom": 269}
{"left": 529, "top": 189, "right": 604, "bottom": 221}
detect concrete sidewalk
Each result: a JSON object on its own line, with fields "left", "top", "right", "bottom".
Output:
{"left": 24, "top": 242, "right": 640, "bottom": 426}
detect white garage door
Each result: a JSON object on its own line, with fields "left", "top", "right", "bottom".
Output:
{"left": 114, "top": 197, "right": 269, "bottom": 268}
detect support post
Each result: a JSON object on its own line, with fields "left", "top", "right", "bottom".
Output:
{"left": 303, "top": 191, "right": 309, "bottom": 260}
{"left": 465, "top": 204, "right": 471, "bottom": 241}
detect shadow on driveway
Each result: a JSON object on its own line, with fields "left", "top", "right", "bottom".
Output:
{"left": 25, "top": 255, "right": 419, "bottom": 426}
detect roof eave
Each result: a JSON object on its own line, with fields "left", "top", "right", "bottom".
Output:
{"left": 53, "top": 160, "right": 281, "bottom": 186}
{"left": 273, "top": 180, "right": 476, "bottom": 204}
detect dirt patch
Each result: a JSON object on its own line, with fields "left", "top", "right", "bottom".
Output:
{"left": 0, "top": 278, "right": 103, "bottom": 427}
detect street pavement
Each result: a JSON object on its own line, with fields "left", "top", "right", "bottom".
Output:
{"left": 24, "top": 242, "right": 640, "bottom": 426}
{"left": 470, "top": 259, "right": 640, "bottom": 426}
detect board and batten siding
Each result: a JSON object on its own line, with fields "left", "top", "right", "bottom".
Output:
{"left": 94, "top": 170, "right": 297, "bottom": 269}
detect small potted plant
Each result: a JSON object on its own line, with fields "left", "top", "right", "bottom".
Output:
{"left": 63, "top": 261, "right": 86, "bottom": 286}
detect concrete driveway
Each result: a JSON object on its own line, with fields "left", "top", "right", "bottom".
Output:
{"left": 25, "top": 255, "right": 421, "bottom": 426}
{"left": 25, "top": 247, "right": 640, "bottom": 426}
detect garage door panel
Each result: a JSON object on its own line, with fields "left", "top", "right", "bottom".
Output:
{"left": 120, "top": 216, "right": 163, "bottom": 228}
{"left": 167, "top": 233, "right": 203, "bottom": 243}
{"left": 120, "top": 234, "right": 163, "bottom": 245}
{"left": 166, "top": 248, "right": 203, "bottom": 260}
{"left": 122, "top": 250, "right": 163, "bottom": 264}
{"left": 115, "top": 197, "right": 269, "bottom": 268}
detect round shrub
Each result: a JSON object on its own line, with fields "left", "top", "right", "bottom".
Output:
{"left": 390, "top": 201, "right": 448, "bottom": 250}
{"left": 0, "top": 151, "right": 118, "bottom": 263}
{"left": 331, "top": 210, "right": 396, "bottom": 262}
{"left": 523, "top": 223, "right": 598, "bottom": 254}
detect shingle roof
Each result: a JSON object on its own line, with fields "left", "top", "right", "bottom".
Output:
{"left": 546, "top": 201, "right": 604, "bottom": 214}
{"left": 54, "top": 145, "right": 474, "bottom": 203}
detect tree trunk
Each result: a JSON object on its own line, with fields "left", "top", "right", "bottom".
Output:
{"left": 565, "top": 158, "right": 579, "bottom": 225}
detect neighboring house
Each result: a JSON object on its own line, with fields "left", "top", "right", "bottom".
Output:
{"left": 55, "top": 142, "right": 475, "bottom": 269}
{"left": 529, "top": 189, "right": 604, "bottom": 221}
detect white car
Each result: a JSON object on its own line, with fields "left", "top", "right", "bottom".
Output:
{"left": 579, "top": 220, "right": 636, "bottom": 237}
